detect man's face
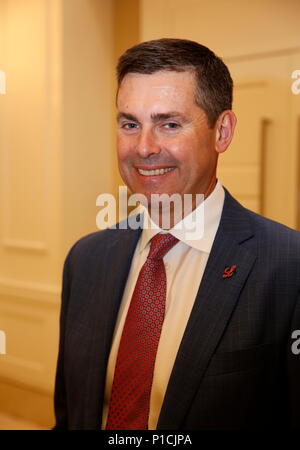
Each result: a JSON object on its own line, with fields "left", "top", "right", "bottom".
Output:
{"left": 116, "top": 70, "right": 218, "bottom": 203}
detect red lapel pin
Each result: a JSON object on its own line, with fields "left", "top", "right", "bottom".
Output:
{"left": 223, "top": 265, "right": 237, "bottom": 278}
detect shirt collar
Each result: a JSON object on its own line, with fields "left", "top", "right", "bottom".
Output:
{"left": 137, "top": 180, "right": 225, "bottom": 254}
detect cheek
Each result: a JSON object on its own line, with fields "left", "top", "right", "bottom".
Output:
{"left": 117, "top": 135, "right": 133, "bottom": 163}
{"left": 165, "top": 136, "right": 200, "bottom": 165}
{"left": 161, "top": 135, "right": 188, "bottom": 157}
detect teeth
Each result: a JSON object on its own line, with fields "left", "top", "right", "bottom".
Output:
{"left": 138, "top": 167, "right": 174, "bottom": 176}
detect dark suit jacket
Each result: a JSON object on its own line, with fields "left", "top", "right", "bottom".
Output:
{"left": 53, "top": 189, "right": 300, "bottom": 430}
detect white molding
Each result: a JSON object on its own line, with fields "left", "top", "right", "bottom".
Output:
{"left": 0, "top": 278, "right": 60, "bottom": 306}
{"left": 2, "top": 239, "right": 47, "bottom": 253}
{"left": 1, "top": 0, "right": 51, "bottom": 252}
{"left": 2, "top": 355, "right": 43, "bottom": 372}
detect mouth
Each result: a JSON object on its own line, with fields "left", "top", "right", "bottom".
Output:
{"left": 136, "top": 167, "right": 175, "bottom": 176}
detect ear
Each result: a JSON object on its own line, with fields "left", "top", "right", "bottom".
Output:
{"left": 215, "top": 110, "right": 237, "bottom": 154}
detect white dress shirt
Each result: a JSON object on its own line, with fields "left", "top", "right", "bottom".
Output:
{"left": 102, "top": 180, "right": 225, "bottom": 429}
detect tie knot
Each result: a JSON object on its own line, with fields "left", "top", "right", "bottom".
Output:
{"left": 148, "top": 233, "right": 179, "bottom": 261}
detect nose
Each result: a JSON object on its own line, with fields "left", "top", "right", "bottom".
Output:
{"left": 136, "top": 128, "right": 161, "bottom": 158}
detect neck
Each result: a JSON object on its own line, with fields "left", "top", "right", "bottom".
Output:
{"left": 147, "top": 178, "right": 217, "bottom": 230}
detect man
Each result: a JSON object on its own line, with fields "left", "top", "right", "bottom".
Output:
{"left": 53, "top": 39, "right": 300, "bottom": 430}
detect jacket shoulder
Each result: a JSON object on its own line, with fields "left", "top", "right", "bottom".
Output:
{"left": 224, "top": 188, "right": 300, "bottom": 244}
{"left": 246, "top": 207, "right": 300, "bottom": 245}
{"left": 64, "top": 219, "right": 142, "bottom": 273}
{"left": 68, "top": 228, "right": 114, "bottom": 257}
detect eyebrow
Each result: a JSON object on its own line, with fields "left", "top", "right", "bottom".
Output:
{"left": 117, "top": 111, "right": 189, "bottom": 123}
{"left": 117, "top": 112, "right": 138, "bottom": 123}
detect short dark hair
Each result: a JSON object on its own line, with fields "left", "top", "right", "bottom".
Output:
{"left": 117, "top": 38, "right": 233, "bottom": 128}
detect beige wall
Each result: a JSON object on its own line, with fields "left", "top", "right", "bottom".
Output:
{"left": 0, "top": 0, "right": 299, "bottom": 429}
{"left": 140, "top": 0, "right": 300, "bottom": 228}
{"left": 141, "top": 0, "right": 300, "bottom": 57}
{"left": 62, "top": 0, "right": 114, "bottom": 252}
{"left": 0, "top": 0, "right": 115, "bottom": 427}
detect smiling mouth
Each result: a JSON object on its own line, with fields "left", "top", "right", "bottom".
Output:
{"left": 137, "top": 167, "right": 175, "bottom": 176}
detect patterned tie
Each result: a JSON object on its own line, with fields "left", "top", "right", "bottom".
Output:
{"left": 105, "top": 233, "right": 179, "bottom": 430}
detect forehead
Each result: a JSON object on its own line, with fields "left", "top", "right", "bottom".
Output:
{"left": 117, "top": 70, "right": 197, "bottom": 111}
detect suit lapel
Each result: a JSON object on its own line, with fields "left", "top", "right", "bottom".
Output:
{"left": 157, "top": 191, "right": 257, "bottom": 429}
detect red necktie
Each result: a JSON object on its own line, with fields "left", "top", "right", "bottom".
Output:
{"left": 105, "top": 233, "right": 179, "bottom": 430}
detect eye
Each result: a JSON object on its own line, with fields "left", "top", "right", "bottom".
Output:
{"left": 163, "top": 122, "right": 180, "bottom": 129}
{"left": 122, "top": 122, "right": 138, "bottom": 129}
{"left": 119, "top": 122, "right": 139, "bottom": 133}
